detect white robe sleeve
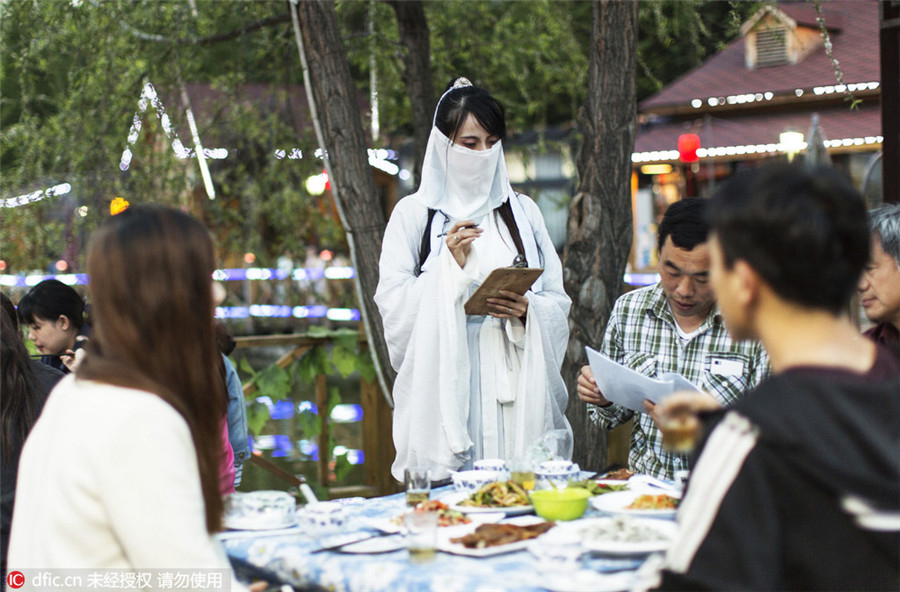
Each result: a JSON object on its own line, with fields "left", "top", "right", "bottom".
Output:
{"left": 375, "top": 199, "right": 478, "bottom": 480}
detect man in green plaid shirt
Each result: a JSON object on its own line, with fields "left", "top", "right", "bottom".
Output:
{"left": 577, "top": 198, "right": 769, "bottom": 479}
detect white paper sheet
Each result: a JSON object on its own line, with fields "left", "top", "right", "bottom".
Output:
{"left": 585, "top": 346, "right": 701, "bottom": 412}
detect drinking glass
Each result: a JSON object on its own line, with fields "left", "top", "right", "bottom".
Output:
{"left": 509, "top": 457, "right": 536, "bottom": 491}
{"left": 661, "top": 410, "right": 701, "bottom": 453}
{"left": 404, "top": 467, "right": 431, "bottom": 507}
{"left": 404, "top": 510, "right": 438, "bottom": 563}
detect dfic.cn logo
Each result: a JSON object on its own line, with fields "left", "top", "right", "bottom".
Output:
{"left": 6, "top": 570, "right": 25, "bottom": 589}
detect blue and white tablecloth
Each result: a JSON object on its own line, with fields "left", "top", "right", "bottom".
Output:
{"left": 219, "top": 486, "right": 658, "bottom": 592}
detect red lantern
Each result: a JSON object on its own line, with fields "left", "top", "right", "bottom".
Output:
{"left": 678, "top": 134, "right": 701, "bottom": 163}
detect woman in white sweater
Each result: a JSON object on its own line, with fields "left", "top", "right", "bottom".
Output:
{"left": 9, "top": 205, "right": 248, "bottom": 590}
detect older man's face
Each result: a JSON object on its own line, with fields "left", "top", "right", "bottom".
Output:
{"left": 858, "top": 237, "right": 900, "bottom": 329}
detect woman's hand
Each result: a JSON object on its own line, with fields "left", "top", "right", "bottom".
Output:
{"left": 446, "top": 220, "right": 482, "bottom": 268}
{"left": 487, "top": 289, "right": 528, "bottom": 321}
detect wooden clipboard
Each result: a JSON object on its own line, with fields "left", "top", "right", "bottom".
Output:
{"left": 464, "top": 267, "right": 544, "bottom": 315}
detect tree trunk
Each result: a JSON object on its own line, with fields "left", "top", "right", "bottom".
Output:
{"left": 293, "top": 0, "right": 397, "bottom": 401}
{"left": 385, "top": 0, "right": 435, "bottom": 190}
{"left": 562, "top": 0, "right": 638, "bottom": 472}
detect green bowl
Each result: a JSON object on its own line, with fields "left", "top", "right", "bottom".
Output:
{"left": 529, "top": 487, "right": 592, "bottom": 521}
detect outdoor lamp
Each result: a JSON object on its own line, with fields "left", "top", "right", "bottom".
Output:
{"left": 779, "top": 131, "right": 805, "bottom": 162}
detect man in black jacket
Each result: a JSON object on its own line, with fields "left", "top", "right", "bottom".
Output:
{"left": 654, "top": 165, "right": 900, "bottom": 591}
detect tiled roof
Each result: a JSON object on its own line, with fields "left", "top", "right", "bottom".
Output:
{"left": 640, "top": 0, "right": 880, "bottom": 112}
{"left": 634, "top": 102, "right": 881, "bottom": 158}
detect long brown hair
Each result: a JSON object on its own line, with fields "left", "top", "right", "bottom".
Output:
{"left": 1, "top": 297, "right": 40, "bottom": 463}
{"left": 77, "top": 205, "right": 226, "bottom": 533}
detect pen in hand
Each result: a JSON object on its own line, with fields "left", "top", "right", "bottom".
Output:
{"left": 438, "top": 224, "right": 478, "bottom": 238}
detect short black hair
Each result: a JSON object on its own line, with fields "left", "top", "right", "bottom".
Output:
{"left": 657, "top": 197, "right": 710, "bottom": 253}
{"left": 16, "top": 279, "right": 86, "bottom": 329}
{"left": 708, "top": 164, "right": 868, "bottom": 314}
{"left": 434, "top": 78, "right": 506, "bottom": 142}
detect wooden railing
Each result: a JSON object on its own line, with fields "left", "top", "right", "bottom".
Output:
{"left": 234, "top": 332, "right": 398, "bottom": 499}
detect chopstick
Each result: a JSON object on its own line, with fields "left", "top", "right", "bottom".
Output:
{"left": 309, "top": 532, "right": 394, "bottom": 554}
{"left": 29, "top": 353, "right": 73, "bottom": 358}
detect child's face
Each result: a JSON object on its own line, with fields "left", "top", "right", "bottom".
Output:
{"left": 27, "top": 315, "right": 75, "bottom": 355}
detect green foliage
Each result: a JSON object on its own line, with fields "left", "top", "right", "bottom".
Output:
{"left": 2, "top": 0, "right": 757, "bottom": 274}
{"left": 1, "top": 0, "right": 337, "bottom": 273}
{"left": 637, "top": 0, "right": 763, "bottom": 101}
{"left": 237, "top": 331, "right": 376, "bottom": 486}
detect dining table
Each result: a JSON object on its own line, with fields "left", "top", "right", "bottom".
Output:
{"left": 218, "top": 476, "right": 679, "bottom": 592}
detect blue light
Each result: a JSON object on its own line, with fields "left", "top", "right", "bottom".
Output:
{"left": 293, "top": 305, "right": 328, "bottom": 318}
{"left": 624, "top": 273, "right": 659, "bottom": 286}
{"left": 298, "top": 401, "right": 318, "bottom": 414}
{"left": 326, "top": 308, "right": 361, "bottom": 322}
{"left": 251, "top": 434, "right": 291, "bottom": 454}
{"left": 249, "top": 304, "right": 292, "bottom": 318}
{"left": 333, "top": 446, "right": 364, "bottom": 465}
{"left": 215, "top": 306, "right": 249, "bottom": 319}
{"left": 298, "top": 439, "right": 319, "bottom": 460}
{"left": 330, "top": 404, "right": 363, "bottom": 423}
{"left": 255, "top": 396, "right": 294, "bottom": 420}
{"left": 270, "top": 400, "right": 294, "bottom": 420}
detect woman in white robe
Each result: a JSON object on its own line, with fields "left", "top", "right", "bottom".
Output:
{"left": 375, "top": 78, "right": 573, "bottom": 482}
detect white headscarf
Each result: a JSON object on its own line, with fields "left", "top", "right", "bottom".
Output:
{"left": 409, "top": 79, "right": 511, "bottom": 221}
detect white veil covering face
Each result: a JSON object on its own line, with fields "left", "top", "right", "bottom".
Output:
{"left": 408, "top": 78, "right": 512, "bottom": 221}
{"left": 411, "top": 128, "right": 510, "bottom": 221}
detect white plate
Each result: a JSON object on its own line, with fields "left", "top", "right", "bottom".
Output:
{"left": 438, "top": 515, "right": 553, "bottom": 557}
{"left": 443, "top": 492, "right": 534, "bottom": 516}
{"left": 365, "top": 511, "right": 505, "bottom": 534}
{"left": 339, "top": 534, "right": 405, "bottom": 554}
{"left": 223, "top": 516, "right": 298, "bottom": 531}
{"left": 540, "top": 571, "right": 634, "bottom": 592}
{"left": 550, "top": 517, "right": 676, "bottom": 555}
{"left": 596, "top": 479, "right": 630, "bottom": 487}
{"left": 589, "top": 491, "right": 678, "bottom": 518}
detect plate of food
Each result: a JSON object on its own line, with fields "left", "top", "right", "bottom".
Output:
{"left": 438, "top": 515, "right": 556, "bottom": 557}
{"left": 366, "top": 499, "right": 477, "bottom": 534}
{"left": 599, "top": 468, "right": 635, "bottom": 482}
{"left": 589, "top": 491, "right": 679, "bottom": 518}
{"left": 549, "top": 516, "right": 677, "bottom": 555}
{"left": 567, "top": 479, "right": 630, "bottom": 496}
{"left": 445, "top": 481, "right": 534, "bottom": 515}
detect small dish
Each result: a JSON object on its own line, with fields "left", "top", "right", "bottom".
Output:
{"left": 224, "top": 491, "right": 296, "bottom": 530}
{"left": 535, "top": 461, "right": 580, "bottom": 489}
{"left": 296, "top": 501, "right": 349, "bottom": 534}
{"left": 450, "top": 469, "right": 502, "bottom": 493}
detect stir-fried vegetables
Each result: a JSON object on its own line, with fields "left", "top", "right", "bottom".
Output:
{"left": 626, "top": 494, "right": 679, "bottom": 510}
{"left": 568, "top": 480, "right": 629, "bottom": 495}
{"left": 458, "top": 480, "right": 530, "bottom": 508}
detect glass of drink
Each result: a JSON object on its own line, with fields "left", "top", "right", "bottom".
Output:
{"left": 661, "top": 412, "right": 701, "bottom": 453}
{"left": 509, "top": 457, "right": 536, "bottom": 491}
{"left": 404, "top": 510, "right": 438, "bottom": 563}
{"left": 404, "top": 467, "right": 431, "bottom": 507}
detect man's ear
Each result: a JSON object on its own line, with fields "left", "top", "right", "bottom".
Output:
{"left": 732, "top": 260, "right": 760, "bottom": 307}
{"left": 57, "top": 314, "right": 72, "bottom": 331}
